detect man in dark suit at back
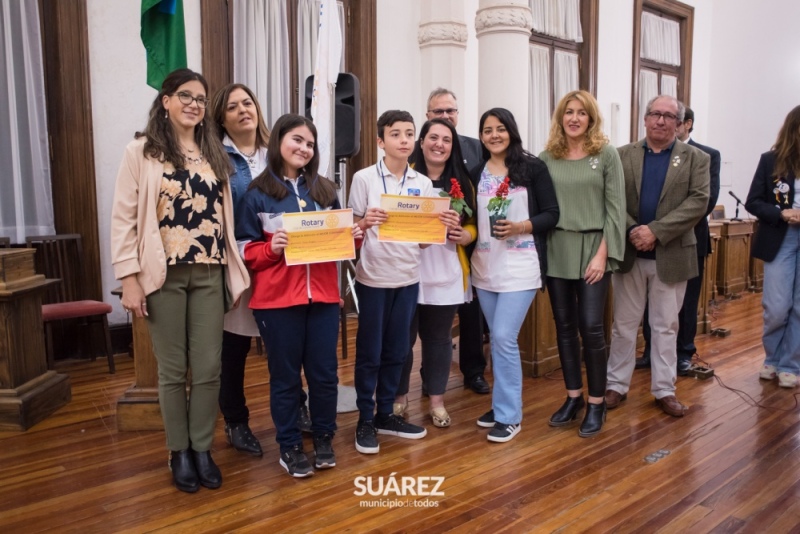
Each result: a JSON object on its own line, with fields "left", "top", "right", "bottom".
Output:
{"left": 425, "top": 88, "right": 490, "bottom": 394}
{"left": 636, "top": 107, "right": 721, "bottom": 375}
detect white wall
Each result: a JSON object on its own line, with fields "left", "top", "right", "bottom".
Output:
{"left": 707, "top": 0, "right": 800, "bottom": 216}
{"left": 376, "top": 0, "right": 422, "bottom": 130}
{"left": 87, "top": 0, "right": 203, "bottom": 323}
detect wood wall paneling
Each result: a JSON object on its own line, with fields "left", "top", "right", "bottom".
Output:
{"left": 38, "top": 0, "right": 101, "bottom": 301}
{"left": 199, "top": 0, "right": 234, "bottom": 95}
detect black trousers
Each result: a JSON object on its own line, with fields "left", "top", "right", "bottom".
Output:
{"left": 457, "top": 298, "right": 486, "bottom": 380}
{"left": 546, "top": 275, "right": 609, "bottom": 398}
{"left": 219, "top": 330, "right": 252, "bottom": 425}
{"left": 643, "top": 254, "right": 704, "bottom": 361}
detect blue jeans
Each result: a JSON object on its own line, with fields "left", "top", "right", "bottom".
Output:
{"left": 476, "top": 288, "right": 536, "bottom": 425}
{"left": 354, "top": 282, "right": 419, "bottom": 420}
{"left": 762, "top": 225, "right": 800, "bottom": 375}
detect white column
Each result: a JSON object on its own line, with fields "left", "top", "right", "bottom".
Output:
{"left": 475, "top": 1, "right": 532, "bottom": 140}
{"left": 418, "top": 1, "right": 468, "bottom": 117}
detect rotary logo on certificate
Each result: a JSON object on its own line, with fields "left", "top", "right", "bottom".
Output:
{"left": 282, "top": 209, "right": 356, "bottom": 266}
{"left": 377, "top": 194, "right": 449, "bottom": 244}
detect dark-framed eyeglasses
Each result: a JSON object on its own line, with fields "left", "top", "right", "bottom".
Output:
{"left": 646, "top": 111, "right": 679, "bottom": 123}
{"left": 173, "top": 92, "right": 209, "bottom": 109}
{"left": 429, "top": 108, "right": 459, "bottom": 116}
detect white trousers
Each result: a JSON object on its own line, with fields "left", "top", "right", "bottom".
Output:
{"left": 607, "top": 259, "right": 687, "bottom": 399}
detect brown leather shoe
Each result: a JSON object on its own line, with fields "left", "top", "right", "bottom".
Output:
{"left": 605, "top": 390, "right": 627, "bottom": 410}
{"left": 655, "top": 395, "right": 686, "bottom": 417}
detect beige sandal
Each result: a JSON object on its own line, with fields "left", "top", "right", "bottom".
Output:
{"left": 393, "top": 400, "right": 408, "bottom": 418}
{"left": 430, "top": 406, "right": 451, "bottom": 428}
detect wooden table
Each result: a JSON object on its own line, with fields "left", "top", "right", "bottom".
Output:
{"left": 111, "top": 288, "right": 163, "bottom": 431}
{"left": 0, "top": 250, "right": 70, "bottom": 430}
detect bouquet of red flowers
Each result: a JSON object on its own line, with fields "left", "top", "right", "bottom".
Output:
{"left": 487, "top": 177, "right": 512, "bottom": 238}
{"left": 440, "top": 178, "right": 473, "bottom": 218}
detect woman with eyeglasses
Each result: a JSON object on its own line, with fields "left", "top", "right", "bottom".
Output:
{"left": 111, "top": 68, "right": 248, "bottom": 493}
{"left": 209, "top": 84, "right": 270, "bottom": 458}
{"left": 394, "top": 118, "right": 477, "bottom": 428}
{"left": 539, "top": 90, "right": 625, "bottom": 437}
{"left": 746, "top": 105, "right": 800, "bottom": 389}
{"left": 471, "top": 108, "right": 559, "bottom": 443}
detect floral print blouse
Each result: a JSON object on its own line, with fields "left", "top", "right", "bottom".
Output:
{"left": 157, "top": 162, "right": 226, "bottom": 265}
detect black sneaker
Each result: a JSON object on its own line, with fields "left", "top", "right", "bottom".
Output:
{"left": 279, "top": 445, "right": 314, "bottom": 478}
{"left": 313, "top": 433, "right": 336, "bottom": 469}
{"left": 476, "top": 410, "right": 495, "bottom": 428}
{"left": 355, "top": 419, "right": 380, "bottom": 454}
{"left": 297, "top": 403, "right": 312, "bottom": 434}
{"left": 375, "top": 414, "right": 427, "bottom": 439}
{"left": 487, "top": 422, "right": 521, "bottom": 443}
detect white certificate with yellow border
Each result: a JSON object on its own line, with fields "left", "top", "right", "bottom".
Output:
{"left": 283, "top": 209, "right": 356, "bottom": 266}
{"left": 377, "top": 194, "right": 449, "bottom": 244}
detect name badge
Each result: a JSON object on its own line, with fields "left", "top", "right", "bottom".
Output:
{"left": 407, "top": 188, "right": 420, "bottom": 197}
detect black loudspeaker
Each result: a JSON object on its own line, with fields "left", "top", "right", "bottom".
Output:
{"left": 304, "top": 72, "right": 361, "bottom": 158}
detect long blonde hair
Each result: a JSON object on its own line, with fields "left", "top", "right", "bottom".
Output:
{"left": 544, "top": 90, "right": 607, "bottom": 159}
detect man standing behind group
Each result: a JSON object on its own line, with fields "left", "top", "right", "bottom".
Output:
{"left": 605, "top": 95, "right": 709, "bottom": 417}
{"left": 636, "top": 107, "right": 721, "bottom": 375}
{"left": 425, "top": 88, "right": 490, "bottom": 395}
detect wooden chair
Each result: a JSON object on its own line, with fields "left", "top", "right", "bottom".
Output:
{"left": 0, "top": 237, "right": 10, "bottom": 248}
{"left": 711, "top": 204, "right": 726, "bottom": 220}
{"left": 26, "top": 234, "right": 115, "bottom": 373}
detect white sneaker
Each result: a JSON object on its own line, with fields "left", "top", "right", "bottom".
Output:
{"left": 778, "top": 372, "right": 797, "bottom": 388}
{"left": 759, "top": 365, "right": 777, "bottom": 380}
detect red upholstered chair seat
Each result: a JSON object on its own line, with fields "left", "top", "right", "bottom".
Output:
{"left": 42, "top": 300, "right": 113, "bottom": 322}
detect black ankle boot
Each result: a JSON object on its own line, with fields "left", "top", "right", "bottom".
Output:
{"left": 169, "top": 449, "right": 199, "bottom": 493}
{"left": 192, "top": 449, "right": 222, "bottom": 489}
{"left": 549, "top": 395, "right": 585, "bottom": 427}
{"left": 578, "top": 401, "right": 607, "bottom": 438}
{"left": 225, "top": 422, "right": 263, "bottom": 457}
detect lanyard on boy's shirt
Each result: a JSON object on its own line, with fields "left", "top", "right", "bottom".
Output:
{"left": 378, "top": 159, "right": 409, "bottom": 195}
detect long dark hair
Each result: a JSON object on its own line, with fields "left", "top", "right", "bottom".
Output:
{"left": 773, "top": 105, "right": 800, "bottom": 178}
{"left": 410, "top": 119, "right": 475, "bottom": 213}
{"left": 249, "top": 114, "right": 337, "bottom": 207}
{"left": 210, "top": 83, "right": 271, "bottom": 148}
{"left": 479, "top": 107, "right": 534, "bottom": 187}
{"left": 136, "top": 68, "right": 231, "bottom": 181}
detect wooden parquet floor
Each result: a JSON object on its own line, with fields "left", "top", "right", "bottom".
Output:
{"left": 2, "top": 292, "right": 799, "bottom": 533}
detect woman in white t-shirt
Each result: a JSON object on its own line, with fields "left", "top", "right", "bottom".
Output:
{"left": 470, "top": 108, "right": 559, "bottom": 443}
{"left": 394, "top": 119, "right": 477, "bottom": 427}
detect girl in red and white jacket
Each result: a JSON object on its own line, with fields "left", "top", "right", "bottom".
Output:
{"left": 236, "top": 114, "right": 362, "bottom": 478}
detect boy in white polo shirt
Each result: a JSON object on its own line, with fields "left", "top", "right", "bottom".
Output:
{"left": 349, "top": 110, "right": 434, "bottom": 454}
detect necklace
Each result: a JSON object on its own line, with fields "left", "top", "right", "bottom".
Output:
{"left": 270, "top": 171, "right": 312, "bottom": 209}
{"left": 241, "top": 148, "right": 257, "bottom": 169}
{"left": 184, "top": 153, "right": 204, "bottom": 166}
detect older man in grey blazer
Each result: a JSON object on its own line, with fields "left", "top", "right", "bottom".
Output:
{"left": 605, "top": 95, "right": 710, "bottom": 417}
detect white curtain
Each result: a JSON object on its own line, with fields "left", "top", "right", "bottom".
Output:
{"left": 661, "top": 74, "right": 677, "bottom": 98}
{"left": 0, "top": 0, "right": 54, "bottom": 243}
{"left": 296, "top": 0, "right": 346, "bottom": 115}
{"left": 529, "top": 44, "right": 551, "bottom": 155}
{"left": 640, "top": 11, "right": 680, "bottom": 66}
{"left": 638, "top": 69, "right": 659, "bottom": 140}
{"left": 530, "top": 0, "right": 583, "bottom": 42}
{"left": 553, "top": 50, "right": 579, "bottom": 104}
{"left": 233, "top": 0, "right": 291, "bottom": 128}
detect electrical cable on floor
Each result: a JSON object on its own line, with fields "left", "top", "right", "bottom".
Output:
{"left": 693, "top": 353, "right": 800, "bottom": 412}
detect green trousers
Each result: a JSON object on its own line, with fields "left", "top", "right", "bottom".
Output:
{"left": 146, "top": 264, "right": 224, "bottom": 452}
